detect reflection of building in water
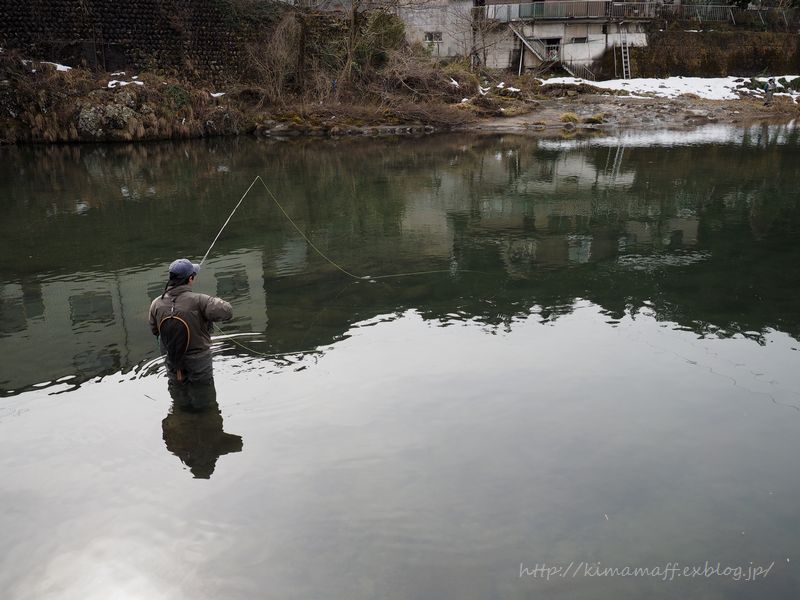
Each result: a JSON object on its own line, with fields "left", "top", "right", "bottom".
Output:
{"left": 400, "top": 150, "right": 618, "bottom": 263}
{"left": 272, "top": 238, "right": 309, "bottom": 276}
{"left": 397, "top": 144, "right": 702, "bottom": 276}
{"left": 625, "top": 217, "right": 699, "bottom": 249}
{"left": 0, "top": 250, "right": 267, "bottom": 391}
{"left": 1, "top": 138, "right": 718, "bottom": 391}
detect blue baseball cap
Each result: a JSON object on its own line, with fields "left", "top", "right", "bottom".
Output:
{"left": 169, "top": 258, "right": 200, "bottom": 278}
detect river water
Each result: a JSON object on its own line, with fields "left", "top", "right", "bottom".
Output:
{"left": 1, "top": 125, "right": 799, "bottom": 599}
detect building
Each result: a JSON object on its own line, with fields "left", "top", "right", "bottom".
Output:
{"left": 399, "top": 0, "right": 657, "bottom": 79}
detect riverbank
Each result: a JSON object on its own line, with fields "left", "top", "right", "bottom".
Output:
{"left": 1, "top": 53, "right": 798, "bottom": 144}
{"left": 474, "top": 93, "right": 799, "bottom": 135}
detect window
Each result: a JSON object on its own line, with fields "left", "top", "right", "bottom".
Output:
{"left": 571, "top": 37, "right": 588, "bottom": 44}
{"left": 424, "top": 31, "right": 443, "bottom": 44}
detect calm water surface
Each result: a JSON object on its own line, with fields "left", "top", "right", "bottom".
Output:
{"left": 1, "top": 125, "right": 800, "bottom": 599}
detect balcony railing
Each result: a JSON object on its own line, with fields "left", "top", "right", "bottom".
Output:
{"left": 482, "top": 1, "right": 731, "bottom": 22}
{"left": 662, "top": 4, "right": 732, "bottom": 21}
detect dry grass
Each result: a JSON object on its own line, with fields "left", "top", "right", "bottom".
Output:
{"left": 242, "top": 13, "right": 304, "bottom": 105}
{"left": 373, "top": 48, "right": 474, "bottom": 104}
{"left": 560, "top": 112, "right": 579, "bottom": 123}
{"left": 1, "top": 9, "right": 490, "bottom": 143}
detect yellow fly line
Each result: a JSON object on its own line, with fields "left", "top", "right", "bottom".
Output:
{"left": 200, "top": 175, "right": 479, "bottom": 357}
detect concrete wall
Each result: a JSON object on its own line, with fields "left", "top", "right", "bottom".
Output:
{"left": 398, "top": 0, "right": 474, "bottom": 59}
{"left": 513, "top": 21, "right": 648, "bottom": 70}
{"left": 478, "top": 27, "right": 524, "bottom": 69}
{"left": 0, "top": 0, "right": 246, "bottom": 81}
{"left": 405, "top": 4, "right": 651, "bottom": 71}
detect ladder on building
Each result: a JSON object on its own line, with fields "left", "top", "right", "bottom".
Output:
{"left": 619, "top": 30, "right": 631, "bottom": 80}
{"left": 610, "top": 143, "right": 625, "bottom": 181}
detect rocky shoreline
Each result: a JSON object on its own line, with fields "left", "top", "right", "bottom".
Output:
{"left": 2, "top": 57, "right": 798, "bottom": 145}
{"left": 473, "top": 93, "right": 799, "bottom": 134}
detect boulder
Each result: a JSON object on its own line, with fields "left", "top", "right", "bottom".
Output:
{"left": 77, "top": 89, "right": 143, "bottom": 140}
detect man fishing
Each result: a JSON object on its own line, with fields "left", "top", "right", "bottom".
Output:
{"left": 149, "top": 258, "right": 233, "bottom": 387}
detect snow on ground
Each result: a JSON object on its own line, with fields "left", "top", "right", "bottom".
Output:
{"left": 540, "top": 75, "right": 800, "bottom": 101}
{"left": 108, "top": 79, "right": 144, "bottom": 88}
{"left": 42, "top": 61, "right": 71, "bottom": 72}
{"left": 21, "top": 59, "right": 72, "bottom": 72}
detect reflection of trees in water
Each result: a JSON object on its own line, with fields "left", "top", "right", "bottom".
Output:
{"left": 3, "top": 132, "right": 800, "bottom": 392}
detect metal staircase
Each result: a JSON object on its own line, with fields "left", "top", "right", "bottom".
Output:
{"left": 563, "top": 62, "right": 596, "bottom": 81}
{"left": 509, "top": 25, "right": 549, "bottom": 63}
{"left": 509, "top": 24, "right": 595, "bottom": 81}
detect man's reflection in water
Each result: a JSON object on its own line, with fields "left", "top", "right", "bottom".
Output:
{"left": 162, "top": 380, "right": 243, "bottom": 479}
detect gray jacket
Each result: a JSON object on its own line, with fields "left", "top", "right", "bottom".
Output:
{"left": 149, "top": 284, "right": 233, "bottom": 358}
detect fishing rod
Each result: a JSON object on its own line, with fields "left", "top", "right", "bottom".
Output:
{"left": 198, "top": 175, "right": 473, "bottom": 281}
{"left": 192, "top": 175, "right": 480, "bottom": 360}
{"left": 198, "top": 175, "right": 361, "bottom": 278}
{"left": 199, "top": 176, "right": 260, "bottom": 269}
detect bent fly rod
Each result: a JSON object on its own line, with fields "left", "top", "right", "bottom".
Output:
{"left": 198, "top": 175, "right": 472, "bottom": 281}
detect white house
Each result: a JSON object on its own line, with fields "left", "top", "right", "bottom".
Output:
{"left": 398, "top": 0, "right": 656, "bottom": 79}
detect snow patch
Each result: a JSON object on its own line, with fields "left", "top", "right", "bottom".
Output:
{"left": 21, "top": 59, "right": 72, "bottom": 72}
{"left": 540, "top": 75, "right": 800, "bottom": 101}
{"left": 44, "top": 61, "right": 72, "bottom": 72}
{"left": 108, "top": 79, "right": 144, "bottom": 88}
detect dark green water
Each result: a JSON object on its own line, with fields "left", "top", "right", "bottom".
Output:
{"left": 1, "top": 125, "right": 799, "bottom": 598}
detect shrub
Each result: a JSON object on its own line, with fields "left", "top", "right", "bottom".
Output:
{"left": 164, "top": 84, "right": 190, "bottom": 109}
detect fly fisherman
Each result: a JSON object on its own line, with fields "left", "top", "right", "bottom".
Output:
{"left": 149, "top": 258, "right": 233, "bottom": 387}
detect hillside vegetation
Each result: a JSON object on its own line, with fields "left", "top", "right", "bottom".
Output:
{"left": 0, "top": 3, "right": 493, "bottom": 143}
{"left": 2, "top": 0, "right": 799, "bottom": 143}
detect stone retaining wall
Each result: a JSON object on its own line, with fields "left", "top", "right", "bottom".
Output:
{"left": 0, "top": 0, "right": 246, "bottom": 81}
